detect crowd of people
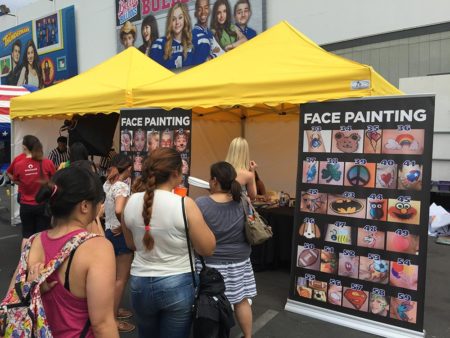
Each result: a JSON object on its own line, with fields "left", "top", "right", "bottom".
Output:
{"left": 4, "top": 135, "right": 261, "bottom": 338}
{"left": 119, "top": 0, "right": 257, "bottom": 69}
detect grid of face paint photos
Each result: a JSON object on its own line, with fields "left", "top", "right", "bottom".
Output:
{"left": 299, "top": 191, "right": 421, "bottom": 225}
{"left": 303, "top": 128, "right": 425, "bottom": 155}
{"left": 295, "top": 274, "right": 418, "bottom": 323}
{"left": 302, "top": 159, "right": 423, "bottom": 191}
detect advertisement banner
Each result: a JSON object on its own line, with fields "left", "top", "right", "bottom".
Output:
{"left": 119, "top": 108, "right": 192, "bottom": 188}
{"left": 287, "top": 96, "right": 435, "bottom": 337}
{"left": 115, "top": 0, "right": 265, "bottom": 70}
{"left": 0, "top": 5, "right": 78, "bottom": 88}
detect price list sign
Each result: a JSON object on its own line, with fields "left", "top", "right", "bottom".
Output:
{"left": 287, "top": 96, "right": 435, "bottom": 337}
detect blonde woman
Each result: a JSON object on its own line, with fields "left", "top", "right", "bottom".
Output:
{"left": 225, "top": 137, "right": 257, "bottom": 200}
{"left": 150, "top": 3, "right": 194, "bottom": 69}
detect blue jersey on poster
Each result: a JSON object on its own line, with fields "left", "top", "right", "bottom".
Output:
{"left": 150, "top": 37, "right": 195, "bottom": 70}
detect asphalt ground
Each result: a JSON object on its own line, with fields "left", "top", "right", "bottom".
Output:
{"left": 0, "top": 186, "right": 449, "bottom": 338}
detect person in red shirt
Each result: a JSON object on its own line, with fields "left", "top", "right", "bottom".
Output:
{"left": 9, "top": 135, "right": 55, "bottom": 247}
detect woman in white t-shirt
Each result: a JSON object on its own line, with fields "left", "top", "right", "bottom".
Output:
{"left": 103, "top": 154, "right": 135, "bottom": 333}
{"left": 122, "top": 148, "right": 216, "bottom": 338}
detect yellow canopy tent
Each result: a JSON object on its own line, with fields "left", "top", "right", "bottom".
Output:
{"left": 10, "top": 47, "right": 173, "bottom": 119}
{"left": 133, "top": 21, "right": 401, "bottom": 122}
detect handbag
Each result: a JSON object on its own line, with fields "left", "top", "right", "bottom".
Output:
{"left": 242, "top": 196, "right": 273, "bottom": 246}
{"left": 181, "top": 198, "right": 235, "bottom": 338}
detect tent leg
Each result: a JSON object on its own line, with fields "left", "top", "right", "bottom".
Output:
{"left": 10, "top": 121, "right": 15, "bottom": 227}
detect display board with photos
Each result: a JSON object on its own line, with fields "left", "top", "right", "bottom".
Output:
{"left": 115, "top": 0, "right": 265, "bottom": 70}
{"left": 119, "top": 108, "right": 192, "bottom": 188}
{"left": 289, "top": 96, "right": 435, "bottom": 333}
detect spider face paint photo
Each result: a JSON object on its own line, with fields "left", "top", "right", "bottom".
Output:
{"left": 300, "top": 192, "right": 328, "bottom": 214}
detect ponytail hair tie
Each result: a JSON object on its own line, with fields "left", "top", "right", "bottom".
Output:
{"left": 145, "top": 225, "right": 151, "bottom": 231}
{"left": 50, "top": 185, "right": 58, "bottom": 198}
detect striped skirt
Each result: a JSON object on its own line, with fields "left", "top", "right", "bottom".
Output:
{"left": 195, "top": 257, "right": 257, "bottom": 305}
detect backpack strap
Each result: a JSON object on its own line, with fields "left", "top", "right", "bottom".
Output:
{"left": 181, "top": 197, "right": 197, "bottom": 289}
{"left": 15, "top": 233, "right": 41, "bottom": 284}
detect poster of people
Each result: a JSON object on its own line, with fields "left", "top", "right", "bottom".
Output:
{"left": 115, "top": 0, "right": 265, "bottom": 70}
{"left": 119, "top": 108, "right": 192, "bottom": 188}
{"left": 288, "top": 96, "right": 435, "bottom": 335}
{"left": 0, "top": 5, "right": 78, "bottom": 88}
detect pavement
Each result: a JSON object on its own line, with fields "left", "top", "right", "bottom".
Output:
{"left": 0, "top": 186, "right": 449, "bottom": 338}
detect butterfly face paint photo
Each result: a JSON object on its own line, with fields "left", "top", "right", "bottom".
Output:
{"left": 332, "top": 130, "right": 364, "bottom": 153}
{"left": 381, "top": 129, "right": 425, "bottom": 155}
{"left": 387, "top": 199, "right": 421, "bottom": 225}
{"left": 390, "top": 298, "right": 418, "bottom": 323}
{"left": 302, "top": 160, "right": 319, "bottom": 184}
{"left": 398, "top": 163, "right": 422, "bottom": 191}
{"left": 375, "top": 163, "right": 398, "bottom": 189}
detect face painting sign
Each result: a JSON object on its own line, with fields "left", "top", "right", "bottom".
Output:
{"left": 120, "top": 108, "right": 192, "bottom": 189}
{"left": 287, "top": 96, "right": 435, "bottom": 338}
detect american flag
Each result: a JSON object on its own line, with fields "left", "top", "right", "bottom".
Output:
{"left": 0, "top": 85, "right": 30, "bottom": 125}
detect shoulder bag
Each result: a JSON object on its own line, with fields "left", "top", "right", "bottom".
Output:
{"left": 241, "top": 196, "right": 273, "bottom": 246}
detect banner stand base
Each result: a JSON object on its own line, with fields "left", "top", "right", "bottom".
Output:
{"left": 285, "top": 299, "right": 425, "bottom": 338}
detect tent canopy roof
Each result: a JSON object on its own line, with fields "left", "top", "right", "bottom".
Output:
{"left": 10, "top": 47, "right": 173, "bottom": 119}
{"left": 133, "top": 21, "right": 401, "bottom": 121}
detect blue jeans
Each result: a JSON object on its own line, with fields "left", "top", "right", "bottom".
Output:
{"left": 130, "top": 272, "right": 196, "bottom": 338}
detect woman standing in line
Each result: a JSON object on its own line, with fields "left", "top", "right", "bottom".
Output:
{"left": 103, "top": 154, "right": 135, "bottom": 332}
{"left": 17, "top": 40, "right": 43, "bottom": 88}
{"left": 225, "top": 137, "right": 258, "bottom": 200}
{"left": 150, "top": 3, "right": 194, "bottom": 69}
{"left": 210, "top": 0, "right": 247, "bottom": 52}
{"left": 122, "top": 148, "right": 215, "bottom": 338}
{"left": 196, "top": 161, "right": 256, "bottom": 338}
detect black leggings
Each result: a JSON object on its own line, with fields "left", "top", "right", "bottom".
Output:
{"left": 19, "top": 203, "right": 51, "bottom": 239}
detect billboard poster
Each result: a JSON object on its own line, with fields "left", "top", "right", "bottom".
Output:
{"left": 115, "top": 0, "right": 265, "bottom": 70}
{"left": 119, "top": 108, "right": 192, "bottom": 188}
{"left": 0, "top": 5, "right": 78, "bottom": 88}
{"left": 287, "top": 96, "right": 435, "bottom": 337}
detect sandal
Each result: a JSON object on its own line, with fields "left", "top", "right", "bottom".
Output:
{"left": 117, "top": 308, "right": 133, "bottom": 319}
{"left": 117, "top": 320, "right": 135, "bottom": 333}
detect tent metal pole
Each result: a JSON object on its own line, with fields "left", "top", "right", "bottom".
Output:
{"left": 10, "top": 119, "right": 15, "bottom": 226}
{"left": 240, "top": 106, "right": 246, "bottom": 137}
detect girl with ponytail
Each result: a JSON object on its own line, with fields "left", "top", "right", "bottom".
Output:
{"left": 195, "top": 161, "right": 257, "bottom": 338}
{"left": 122, "top": 148, "right": 215, "bottom": 337}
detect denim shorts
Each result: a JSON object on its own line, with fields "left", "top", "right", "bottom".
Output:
{"left": 105, "top": 229, "right": 132, "bottom": 256}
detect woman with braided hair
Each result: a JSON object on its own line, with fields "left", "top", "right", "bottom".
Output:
{"left": 122, "top": 148, "right": 215, "bottom": 338}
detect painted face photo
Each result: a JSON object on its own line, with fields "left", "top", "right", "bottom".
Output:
{"left": 133, "top": 155, "right": 143, "bottom": 172}
{"left": 381, "top": 129, "right": 425, "bottom": 155}
{"left": 296, "top": 277, "right": 312, "bottom": 299}
{"left": 364, "top": 129, "right": 383, "bottom": 153}
{"left": 297, "top": 245, "right": 320, "bottom": 271}
{"left": 320, "top": 250, "right": 338, "bottom": 274}
{"left": 132, "top": 129, "right": 147, "bottom": 152}
{"left": 344, "top": 162, "right": 376, "bottom": 188}
{"left": 387, "top": 199, "right": 421, "bottom": 225}
{"left": 160, "top": 130, "right": 173, "bottom": 148}
{"left": 298, "top": 220, "right": 321, "bottom": 239}
{"left": 397, "top": 163, "right": 422, "bottom": 190}
{"left": 182, "top": 159, "right": 189, "bottom": 175}
{"left": 327, "top": 194, "right": 366, "bottom": 219}
{"left": 342, "top": 287, "right": 369, "bottom": 312}
{"left": 318, "top": 161, "right": 344, "bottom": 186}
{"left": 328, "top": 284, "right": 342, "bottom": 306}
{"left": 300, "top": 192, "right": 328, "bottom": 214}
{"left": 357, "top": 228, "right": 385, "bottom": 250}
{"left": 386, "top": 231, "right": 419, "bottom": 255}
{"left": 303, "top": 130, "right": 331, "bottom": 153}
{"left": 359, "top": 256, "right": 389, "bottom": 284}
{"left": 147, "top": 131, "right": 160, "bottom": 152}
{"left": 390, "top": 298, "right": 418, "bottom": 323}
{"left": 366, "top": 198, "right": 388, "bottom": 221}
{"left": 302, "top": 160, "right": 319, "bottom": 184}
{"left": 331, "top": 130, "right": 364, "bottom": 154}
{"left": 324, "top": 223, "right": 352, "bottom": 245}
{"left": 308, "top": 280, "right": 328, "bottom": 303}
{"left": 389, "top": 262, "right": 418, "bottom": 291}
{"left": 375, "top": 163, "right": 398, "bottom": 189}
{"left": 173, "top": 130, "right": 189, "bottom": 153}
{"left": 338, "top": 254, "right": 359, "bottom": 278}
{"left": 121, "top": 130, "right": 132, "bottom": 151}
{"left": 369, "top": 293, "right": 389, "bottom": 317}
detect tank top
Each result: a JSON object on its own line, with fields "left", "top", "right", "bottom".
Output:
{"left": 124, "top": 190, "right": 192, "bottom": 277}
{"left": 40, "top": 229, "right": 93, "bottom": 338}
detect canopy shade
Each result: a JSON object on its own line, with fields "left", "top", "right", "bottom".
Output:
{"left": 10, "top": 47, "right": 173, "bottom": 119}
{"left": 133, "top": 21, "right": 401, "bottom": 122}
